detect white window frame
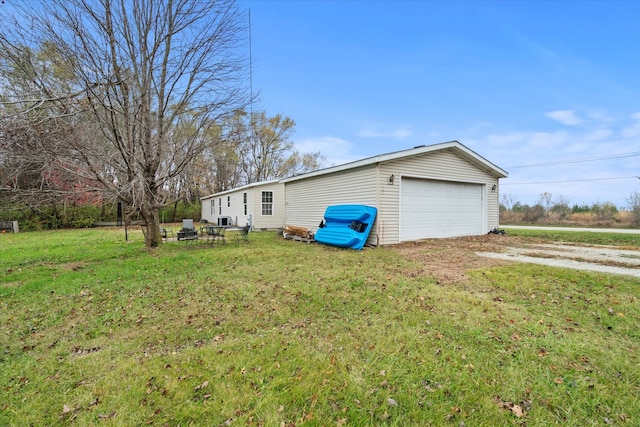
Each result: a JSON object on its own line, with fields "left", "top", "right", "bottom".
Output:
{"left": 243, "top": 192, "right": 248, "bottom": 215}
{"left": 261, "top": 191, "right": 273, "bottom": 216}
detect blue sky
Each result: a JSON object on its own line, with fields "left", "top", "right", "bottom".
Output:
{"left": 243, "top": 0, "right": 640, "bottom": 208}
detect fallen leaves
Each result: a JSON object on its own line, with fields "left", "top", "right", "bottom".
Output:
{"left": 193, "top": 380, "right": 211, "bottom": 401}
{"left": 494, "top": 395, "right": 529, "bottom": 418}
{"left": 61, "top": 397, "right": 102, "bottom": 421}
{"left": 71, "top": 346, "right": 101, "bottom": 356}
{"left": 194, "top": 380, "right": 209, "bottom": 391}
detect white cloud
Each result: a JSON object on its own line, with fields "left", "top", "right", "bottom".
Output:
{"left": 565, "top": 142, "right": 592, "bottom": 153}
{"left": 485, "top": 132, "right": 526, "bottom": 146}
{"left": 545, "top": 110, "right": 582, "bottom": 126}
{"left": 295, "top": 136, "right": 359, "bottom": 167}
{"left": 622, "top": 112, "right": 640, "bottom": 138}
{"left": 357, "top": 127, "right": 413, "bottom": 139}
{"left": 621, "top": 123, "right": 640, "bottom": 138}
{"left": 584, "top": 128, "right": 613, "bottom": 141}
{"left": 586, "top": 110, "right": 613, "bottom": 123}
{"left": 528, "top": 131, "right": 569, "bottom": 147}
{"left": 464, "top": 111, "right": 640, "bottom": 206}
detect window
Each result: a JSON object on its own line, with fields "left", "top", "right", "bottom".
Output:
{"left": 261, "top": 191, "right": 273, "bottom": 216}
{"left": 243, "top": 192, "right": 248, "bottom": 215}
{"left": 219, "top": 198, "right": 222, "bottom": 215}
{"left": 210, "top": 199, "right": 215, "bottom": 215}
{"left": 227, "top": 196, "right": 230, "bottom": 207}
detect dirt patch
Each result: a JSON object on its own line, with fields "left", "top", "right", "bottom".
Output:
{"left": 391, "top": 235, "right": 640, "bottom": 283}
{"left": 392, "top": 234, "right": 521, "bottom": 284}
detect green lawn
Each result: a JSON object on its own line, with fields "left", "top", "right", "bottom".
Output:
{"left": 1, "top": 228, "right": 638, "bottom": 426}
{"left": 503, "top": 227, "right": 640, "bottom": 247}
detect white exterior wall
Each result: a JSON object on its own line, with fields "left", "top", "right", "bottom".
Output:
{"left": 377, "top": 149, "right": 500, "bottom": 244}
{"left": 201, "top": 182, "right": 285, "bottom": 230}
{"left": 202, "top": 143, "right": 505, "bottom": 244}
{"left": 249, "top": 183, "right": 286, "bottom": 230}
{"left": 201, "top": 191, "right": 245, "bottom": 226}
{"left": 284, "top": 165, "right": 380, "bottom": 243}
{"left": 285, "top": 148, "right": 502, "bottom": 246}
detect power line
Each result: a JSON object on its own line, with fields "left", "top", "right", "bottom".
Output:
{"left": 506, "top": 151, "right": 640, "bottom": 169}
{"left": 502, "top": 176, "right": 639, "bottom": 185}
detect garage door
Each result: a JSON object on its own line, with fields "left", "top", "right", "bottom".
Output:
{"left": 400, "top": 178, "right": 484, "bottom": 240}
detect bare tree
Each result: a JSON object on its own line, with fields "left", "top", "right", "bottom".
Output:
{"left": 551, "top": 195, "right": 571, "bottom": 220}
{"left": 0, "top": 0, "right": 248, "bottom": 247}
{"left": 240, "top": 111, "right": 325, "bottom": 184}
{"left": 190, "top": 110, "right": 325, "bottom": 195}
{"left": 538, "top": 192, "right": 553, "bottom": 217}
{"left": 0, "top": 40, "right": 98, "bottom": 212}
{"left": 500, "top": 193, "right": 519, "bottom": 211}
{"left": 627, "top": 191, "right": 640, "bottom": 226}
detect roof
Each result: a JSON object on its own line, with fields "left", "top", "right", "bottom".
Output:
{"left": 200, "top": 179, "right": 281, "bottom": 201}
{"left": 280, "top": 140, "right": 508, "bottom": 183}
{"left": 200, "top": 141, "right": 508, "bottom": 200}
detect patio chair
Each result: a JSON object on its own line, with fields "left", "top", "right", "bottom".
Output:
{"left": 177, "top": 219, "right": 198, "bottom": 241}
{"left": 201, "top": 225, "right": 226, "bottom": 245}
{"left": 234, "top": 225, "right": 250, "bottom": 243}
{"left": 160, "top": 226, "right": 174, "bottom": 241}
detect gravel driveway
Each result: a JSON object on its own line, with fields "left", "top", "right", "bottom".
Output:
{"left": 477, "top": 242, "right": 640, "bottom": 278}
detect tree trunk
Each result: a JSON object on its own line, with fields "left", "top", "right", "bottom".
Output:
{"left": 172, "top": 201, "right": 179, "bottom": 223}
{"left": 140, "top": 206, "right": 162, "bottom": 248}
{"left": 1, "top": 0, "right": 248, "bottom": 249}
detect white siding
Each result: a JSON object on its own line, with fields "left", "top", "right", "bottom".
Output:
{"left": 378, "top": 149, "right": 499, "bottom": 244}
{"left": 204, "top": 143, "right": 504, "bottom": 244}
{"left": 251, "top": 183, "right": 286, "bottom": 230}
{"left": 201, "top": 182, "right": 285, "bottom": 230}
{"left": 489, "top": 183, "right": 500, "bottom": 230}
{"left": 285, "top": 165, "right": 380, "bottom": 244}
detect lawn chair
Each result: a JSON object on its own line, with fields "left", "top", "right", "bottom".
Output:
{"left": 141, "top": 223, "right": 175, "bottom": 242}
{"left": 177, "top": 219, "right": 198, "bottom": 241}
{"left": 234, "top": 225, "right": 250, "bottom": 243}
{"left": 201, "top": 225, "right": 226, "bottom": 245}
{"left": 160, "top": 226, "right": 174, "bottom": 241}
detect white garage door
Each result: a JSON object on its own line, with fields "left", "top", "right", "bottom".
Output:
{"left": 400, "top": 178, "right": 484, "bottom": 241}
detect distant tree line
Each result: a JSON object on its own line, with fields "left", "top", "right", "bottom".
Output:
{"left": 0, "top": 1, "right": 324, "bottom": 242}
{"left": 501, "top": 191, "right": 640, "bottom": 227}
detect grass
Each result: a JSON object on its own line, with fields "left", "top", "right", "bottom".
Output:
{"left": 1, "top": 228, "right": 638, "bottom": 426}
{"left": 503, "top": 227, "right": 640, "bottom": 248}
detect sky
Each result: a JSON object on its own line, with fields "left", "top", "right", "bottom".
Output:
{"left": 242, "top": 0, "right": 640, "bottom": 208}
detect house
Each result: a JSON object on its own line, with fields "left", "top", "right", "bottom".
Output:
{"left": 200, "top": 179, "right": 285, "bottom": 230}
{"left": 281, "top": 140, "right": 507, "bottom": 245}
{"left": 201, "top": 140, "right": 508, "bottom": 245}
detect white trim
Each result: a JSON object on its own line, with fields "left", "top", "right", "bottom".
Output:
{"left": 281, "top": 141, "right": 508, "bottom": 183}
{"left": 483, "top": 184, "right": 489, "bottom": 234}
{"left": 200, "top": 179, "right": 281, "bottom": 200}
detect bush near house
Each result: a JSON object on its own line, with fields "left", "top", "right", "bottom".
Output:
{"left": 0, "top": 201, "right": 202, "bottom": 231}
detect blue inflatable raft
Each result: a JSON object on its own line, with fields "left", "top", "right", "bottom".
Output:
{"left": 314, "top": 205, "right": 377, "bottom": 250}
